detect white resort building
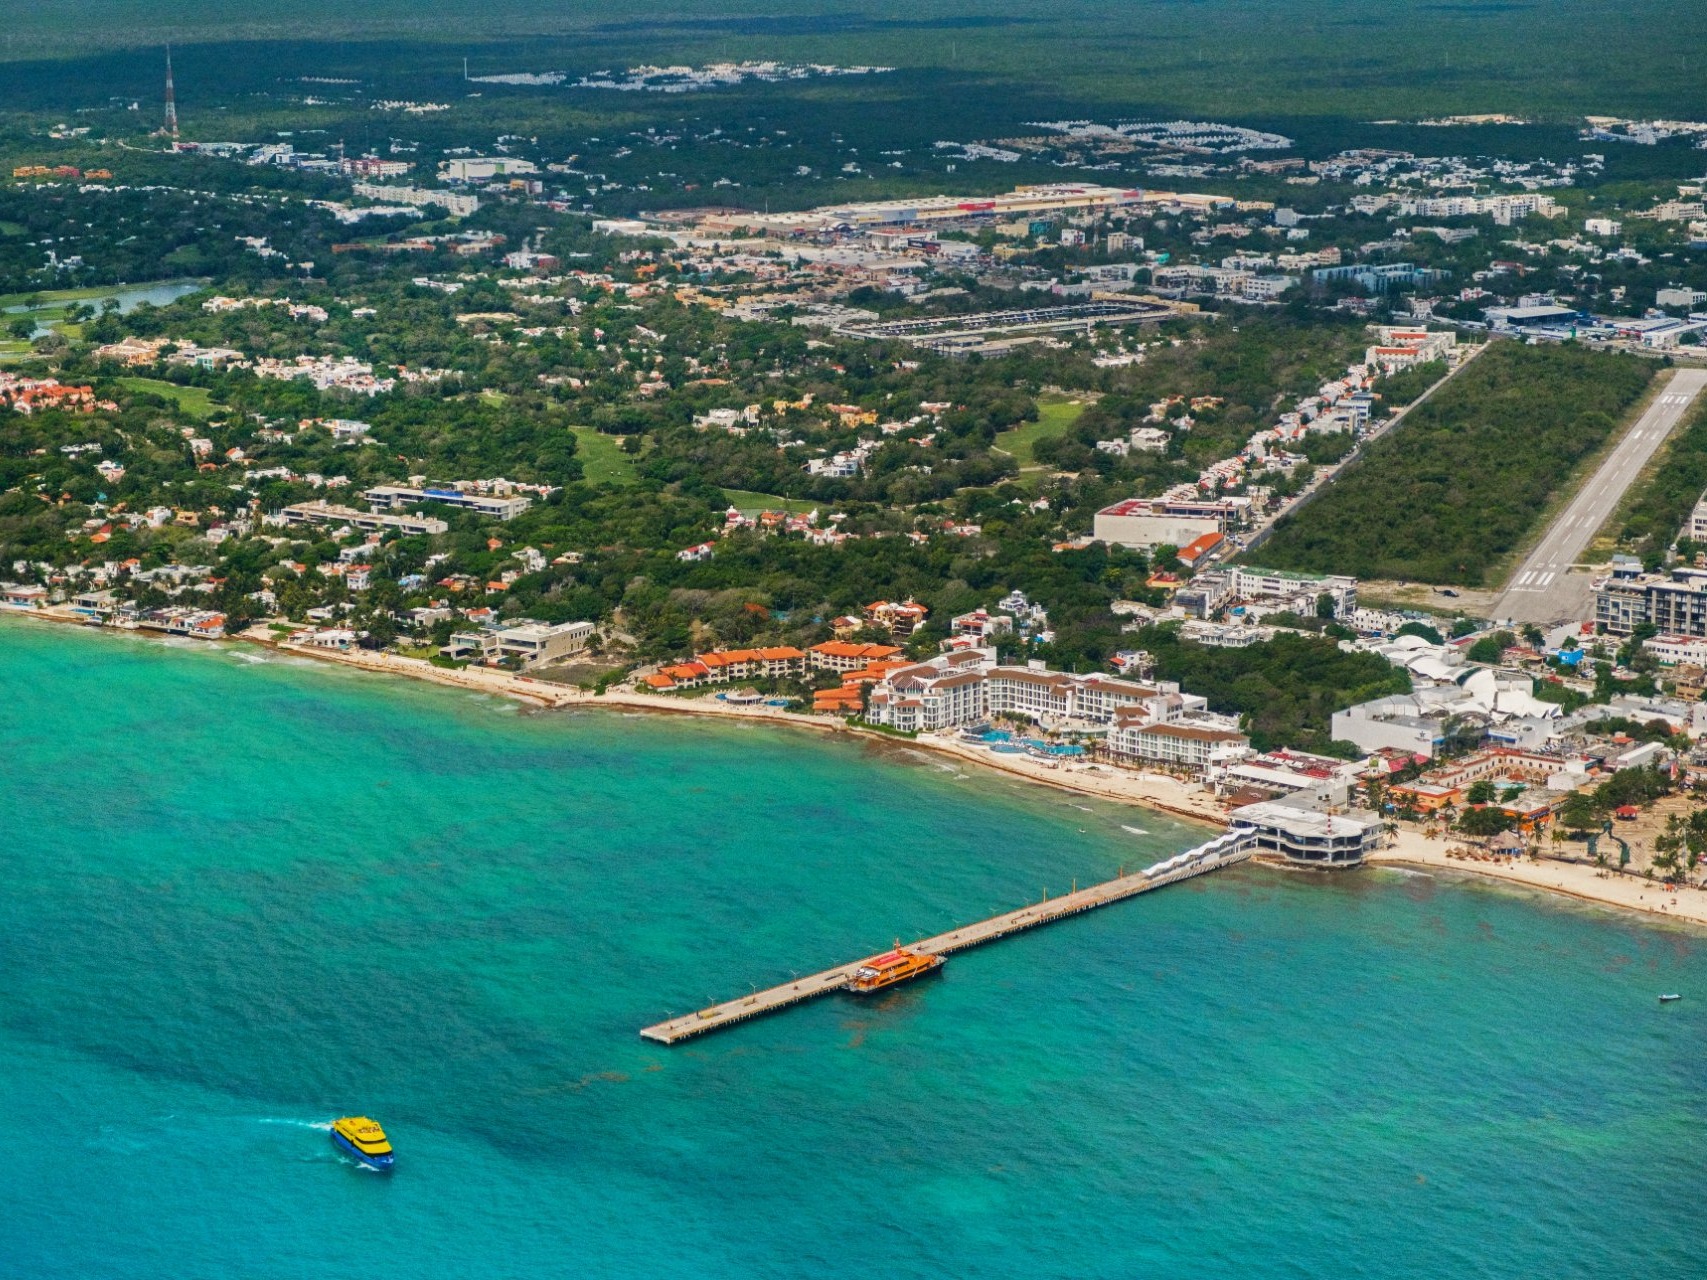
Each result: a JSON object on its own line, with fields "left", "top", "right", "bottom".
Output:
{"left": 863, "top": 653, "right": 1250, "bottom": 774}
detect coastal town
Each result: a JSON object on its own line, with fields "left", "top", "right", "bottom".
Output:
{"left": 8, "top": 7, "right": 1707, "bottom": 1276}
{"left": 3, "top": 52, "right": 1707, "bottom": 934}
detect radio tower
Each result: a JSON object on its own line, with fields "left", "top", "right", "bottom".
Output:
{"left": 163, "top": 45, "right": 179, "bottom": 138}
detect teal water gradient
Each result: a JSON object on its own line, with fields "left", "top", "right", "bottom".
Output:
{"left": 1, "top": 619, "right": 1703, "bottom": 1278}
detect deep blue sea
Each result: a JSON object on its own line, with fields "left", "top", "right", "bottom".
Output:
{"left": 1, "top": 619, "right": 1703, "bottom": 1278}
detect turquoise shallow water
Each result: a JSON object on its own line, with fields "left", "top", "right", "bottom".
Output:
{"left": 1, "top": 619, "right": 1704, "bottom": 1278}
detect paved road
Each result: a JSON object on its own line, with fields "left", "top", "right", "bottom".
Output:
{"left": 1494, "top": 368, "right": 1707, "bottom": 625}
{"left": 1236, "top": 343, "right": 1486, "bottom": 560}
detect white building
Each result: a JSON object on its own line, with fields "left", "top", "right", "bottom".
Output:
{"left": 1643, "top": 634, "right": 1707, "bottom": 666}
{"left": 1107, "top": 715, "right": 1250, "bottom": 769}
{"left": 950, "top": 608, "right": 1014, "bottom": 641}
{"left": 1225, "top": 565, "right": 1358, "bottom": 618}
{"left": 1331, "top": 696, "right": 1444, "bottom": 757}
{"left": 1657, "top": 287, "right": 1707, "bottom": 311}
{"left": 440, "top": 157, "right": 538, "bottom": 183}
{"left": 1229, "top": 798, "right": 1381, "bottom": 867}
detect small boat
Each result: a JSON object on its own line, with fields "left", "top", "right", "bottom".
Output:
{"left": 330, "top": 1116, "right": 394, "bottom": 1170}
{"left": 847, "top": 945, "right": 944, "bottom": 995}
{"left": 1659, "top": 993, "right": 1682, "bottom": 1003}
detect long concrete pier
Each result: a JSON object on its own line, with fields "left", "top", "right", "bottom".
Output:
{"left": 638, "top": 830, "right": 1252, "bottom": 1044}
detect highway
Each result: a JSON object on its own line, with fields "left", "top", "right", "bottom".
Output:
{"left": 1494, "top": 368, "right": 1707, "bottom": 624}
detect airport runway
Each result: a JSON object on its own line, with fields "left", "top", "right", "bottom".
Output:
{"left": 1494, "top": 367, "right": 1707, "bottom": 625}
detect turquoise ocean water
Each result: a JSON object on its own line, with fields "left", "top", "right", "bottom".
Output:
{"left": 1, "top": 619, "right": 1703, "bottom": 1278}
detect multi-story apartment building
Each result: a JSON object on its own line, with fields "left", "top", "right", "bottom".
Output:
{"left": 864, "top": 599, "right": 930, "bottom": 638}
{"left": 364, "top": 485, "right": 532, "bottom": 521}
{"left": 980, "top": 666, "right": 1075, "bottom": 721}
{"left": 871, "top": 667, "right": 989, "bottom": 731}
{"left": 1645, "top": 634, "right": 1707, "bottom": 666}
{"left": 1596, "top": 565, "right": 1707, "bottom": 637}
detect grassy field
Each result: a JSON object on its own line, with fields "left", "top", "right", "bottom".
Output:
{"left": 721, "top": 489, "right": 819, "bottom": 514}
{"left": 995, "top": 397, "right": 1086, "bottom": 467}
{"left": 116, "top": 377, "right": 217, "bottom": 418}
{"left": 568, "top": 425, "right": 638, "bottom": 486}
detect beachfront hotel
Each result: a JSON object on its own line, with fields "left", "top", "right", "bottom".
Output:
{"left": 863, "top": 652, "right": 1250, "bottom": 774}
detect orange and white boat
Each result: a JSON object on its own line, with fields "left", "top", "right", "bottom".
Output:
{"left": 847, "top": 945, "right": 944, "bottom": 994}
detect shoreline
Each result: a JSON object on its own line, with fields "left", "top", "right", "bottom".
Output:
{"left": 255, "top": 633, "right": 1230, "bottom": 825}
{"left": 7, "top": 607, "right": 1705, "bottom": 928}
{"left": 3, "top": 609, "right": 1223, "bottom": 823}
{"left": 1371, "top": 828, "right": 1707, "bottom": 929}
{"left": 261, "top": 635, "right": 1230, "bottom": 825}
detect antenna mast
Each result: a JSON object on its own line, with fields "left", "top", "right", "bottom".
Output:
{"left": 163, "top": 45, "right": 179, "bottom": 138}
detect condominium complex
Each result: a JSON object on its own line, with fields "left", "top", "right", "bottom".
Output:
{"left": 1363, "top": 325, "right": 1455, "bottom": 372}
{"left": 1107, "top": 716, "right": 1252, "bottom": 770}
{"left": 644, "top": 646, "right": 810, "bottom": 689}
{"left": 1225, "top": 565, "right": 1358, "bottom": 615}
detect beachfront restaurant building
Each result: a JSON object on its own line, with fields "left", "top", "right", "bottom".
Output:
{"left": 1228, "top": 798, "right": 1381, "bottom": 868}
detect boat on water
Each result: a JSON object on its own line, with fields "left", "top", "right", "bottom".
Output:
{"left": 847, "top": 945, "right": 943, "bottom": 994}
{"left": 1659, "top": 993, "right": 1682, "bottom": 1003}
{"left": 330, "top": 1116, "right": 394, "bottom": 1170}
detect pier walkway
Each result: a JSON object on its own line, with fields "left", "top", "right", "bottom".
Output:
{"left": 639, "top": 829, "right": 1251, "bottom": 1044}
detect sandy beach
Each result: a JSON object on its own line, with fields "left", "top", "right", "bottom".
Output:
{"left": 1373, "top": 827, "right": 1707, "bottom": 928}
{"left": 912, "top": 732, "right": 1229, "bottom": 824}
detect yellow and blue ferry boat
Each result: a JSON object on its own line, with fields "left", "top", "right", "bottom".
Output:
{"left": 330, "top": 1116, "right": 394, "bottom": 1171}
